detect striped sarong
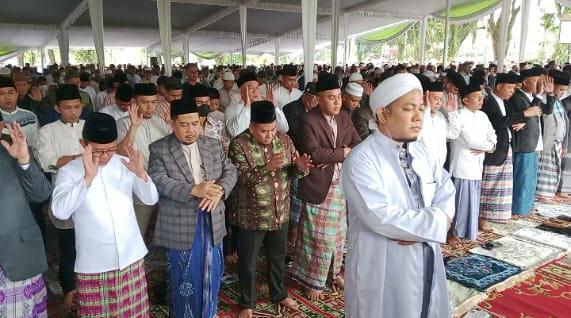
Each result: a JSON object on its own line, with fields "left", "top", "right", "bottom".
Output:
{"left": 0, "top": 266, "right": 47, "bottom": 318}
{"left": 76, "top": 259, "right": 149, "bottom": 318}
{"left": 167, "top": 209, "right": 223, "bottom": 318}
{"left": 559, "top": 152, "right": 571, "bottom": 193}
{"left": 536, "top": 141, "right": 563, "bottom": 198}
{"left": 292, "top": 182, "right": 347, "bottom": 291}
{"left": 480, "top": 148, "right": 513, "bottom": 222}
{"left": 452, "top": 178, "right": 481, "bottom": 241}
{"left": 512, "top": 152, "right": 539, "bottom": 215}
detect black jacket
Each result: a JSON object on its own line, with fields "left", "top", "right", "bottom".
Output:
{"left": 510, "top": 89, "right": 555, "bottom": 153}
{"left": 482, "top": 94, "right": 524, "bottom": 165}
{"left": 283, "top": 98, "right": 307, "bottom": 148}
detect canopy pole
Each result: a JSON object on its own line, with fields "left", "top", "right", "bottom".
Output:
{"left": 342, "top": 13, "right": 350, "bottom": 70}
{"left": 497, "top": 0, "right": 511, "bottom": 72}
{"left": 57, "top": 28, "right": 70, "bottom": 67}
{"left": 274, "top": 38, "right": 280, "bottom": 65}
{"left": 442, "top": 0, "right": 451, "bottom": 67}
{"left": 330, "top": 0, "right": 340, "bottom": 68}
{"left": 157, "top": 0, "right": 172, "bottom": 75}
{"left": 302, "top": 0, "right": 318, "bottom": 85}
{"left": 419, "top": 16, "right": 428, "bottom": 65}
{"left": 88, "top": 0, "right": 105, "bottom": 76}
{"left": 183, "top": 34, "right": 190, "bottom": 64}
{"left": 40, "top": 47, "right": 45, "bottom": 71}
{"left": 239, "top": 4, "right": 247, "bottom": 67}
{"left": 519, "top": 0, "right": 530, "bottom": 63}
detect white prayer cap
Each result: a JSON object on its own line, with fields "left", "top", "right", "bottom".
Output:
{"left": 104, "top": 69, "right": 113, "bottom": 75}
{"left": 0, "top": 67, "right": 11, "bottom": 76}
{"left": 369, "top": 73, "right": 423, "bottom": 114}
{"left": 422, "top": 70, "right": 435, "bottom": 79}
{"left": 348, "top": 72, "right": 363, "bottom": 82}
{"left": 345, "top": 82, "right": 364, "bottom": 97}
{"left": 222, "top": 71, "right": 235, "bottom": 81}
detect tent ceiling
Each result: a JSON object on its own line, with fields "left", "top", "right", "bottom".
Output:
{"left": 0, "top": 0, "right": 492, "bottom": 55}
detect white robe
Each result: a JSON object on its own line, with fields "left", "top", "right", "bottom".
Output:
{"left": 224, "top": 100, "right": 289, "bottom": 138}
{"left": 341, "top": 131, "right": 455, "bottom": 318}
{"left": 418, "top": 108, "right": 461, "bottom": 168}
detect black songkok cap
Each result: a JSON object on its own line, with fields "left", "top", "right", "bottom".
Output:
{"left": 460, "top": 81, "right": 482, "bottom": 98}
{"left": 549, "top": 70, "right": 571, "bottom": 86}
{"left": 82, "top": 112, "right": 117, "bottom": 144}
{"left": 193, "top": 85, "right": 210, "bottom": 98}
{"left": 105, "top": 77, "right": 116, "bottom": 89}
{"left": 113, "top": 71, "right": 128, "bottom": 83}
{"left": 281, "top": 64, "right": 298, "bottom": 77}
{"left": 495, "top": 73, "right": 519, "bottom": 85}
{"left": 425, "top": 81, "right": 443, "bottom": 92}
{"left": 316, "top": 73, "right": 340, "bottom": 92}
{"left": 170, "top": 96, "right": 198, "bottom": 118}
{"left": 446, "top": 70, "right": 467, "bottom": 91}
{"left": 79, "top": 72, "right": 90, "bottom": 82}
{"left": 56, "top": 84, "right": 81, "bottom": 102}
{"left": 236, "top": 71, "right": 258, "bottom": 87}
{"left": 304, "top": 82, "right": 317, "bottom": 96}
{"left": 251, "top": 101, "right": 276, "bottom": 124}
{"left": 0, "top": 77, "right": 16, "bottom": 89}
{"left": 165, "top": 77, "right": 182, "bottom": 91}
{"left": 115, "top": 83, "right": 133, "bottom": 102}
{"left": 519, "top": 67, "right": 542, "bottom": 81}
{"left": 133, "top": 83, "right": 157, "bottom": 96}
{"left": 208, "top": 87, "right": 220, "bottom": 99}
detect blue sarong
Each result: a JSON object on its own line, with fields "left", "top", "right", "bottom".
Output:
{"left": 512, "top": 152, "right": 539, "bottom": 215}
{"left": 167, "top": 210, "right": 224, "bottom": 318}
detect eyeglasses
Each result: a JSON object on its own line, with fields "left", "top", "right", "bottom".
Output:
{"left": 91, "top": 148, "right": 116, "bottom": 156}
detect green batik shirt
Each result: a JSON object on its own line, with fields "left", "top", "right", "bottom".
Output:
{"left": 229, "top": 130, "right": 308, "bottom": 231}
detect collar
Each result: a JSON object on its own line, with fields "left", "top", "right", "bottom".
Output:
{"left": 373, "top": 129, "right": 405, "bottom": 151}
{"left": 320, "top": 111, "right": 336, "bottom": 124}
{"left": 0, "top": 106, "right": 20, "bottom": 115}
{"left": 59, "top": 118, "right": 81, "bottom": 127}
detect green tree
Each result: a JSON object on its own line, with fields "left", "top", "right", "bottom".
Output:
{"left": 486, "top": 1, "right": 520, "bottom": 62}
{"left": 72, "top": 49, "right": 97, "bottom": 64}
{"left": 540, "top": 3, "right": 571, "bottom": 64}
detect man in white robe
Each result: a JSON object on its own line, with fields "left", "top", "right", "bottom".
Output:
{"left": 341, "top": 73, "right": 455, "bottom": 318}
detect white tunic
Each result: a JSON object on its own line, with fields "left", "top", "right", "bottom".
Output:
{"left": 341, "top": 131, "right": 455, "bottom": 318}
{"left": 224, "top": 101, "right": 289, "bottom": 138}
{"left": 51, "top": 155, "right": 159, "bottom": 273}
{"left": 418, "top": 108, "right": 461, "bottom": 168}
{"left": 448, "top": 108, "right": 497, "bottom": 180}
{"left": 274, "top": 86, "right": 303, "bottom": 109}
{"left": 100, "top": 104, "right": 128, "bottom": 120}
{"left": 218, "top": 86, "right": 240, "bottom": 109}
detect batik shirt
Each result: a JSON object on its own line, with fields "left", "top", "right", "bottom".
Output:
{"left": 229, "top": 130, "right": 308, "bottom": 231}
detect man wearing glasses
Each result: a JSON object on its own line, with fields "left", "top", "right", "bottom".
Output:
{"left": 52, "top": 112, "right": 158, "bottom": 317}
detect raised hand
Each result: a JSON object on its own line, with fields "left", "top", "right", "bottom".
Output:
{"left": 543, "top": 76, "right": 554, "bottom": 94}
{"left": 266, "top": 83, "right": 277, "bottom": 106}
{"left": 445, "top": 92, "right": 458, "bottom": 112}
{"left": 294, "top": 153, "right": 313, "bottom": 170}
{"left": 424, "top": 90, "right": 432, "bottom": 109}
{"left": 82, "top": 144, "right": 99, "bottom": 187}
{"left": 128, "top": 103, "right": 143, "bottom": 128}
{"left": 28, "top": 86, "right": 42, "bottom": 101}
{"left": 240, "top": 84, "right": 252, "bottom": 107}
{"left": 363, "top": 82, "right": 373, "bottom": 97}
{"left": 1, "top": 123, "right": 30, "bottom": 164}
{"left": 121, "top": 146, "right": 147, "bottom": 180}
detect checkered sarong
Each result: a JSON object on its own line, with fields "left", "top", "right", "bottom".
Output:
{"left": 291, "top": 182, "right": 347, "bottom": 291}
{"left": 536, "top": 141, "right": 563, "bottom": 198}
{"left": 0, "top": 265, "right": 47, "bottom": 318}
{"left": 480, "top": 148, "right": 513, "bottom": 222}
{"left": 76, "top": 259, "right": 149, "bottom": 318}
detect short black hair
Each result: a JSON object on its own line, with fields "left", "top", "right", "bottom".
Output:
{"left": 208, "top": 87, "right": 220, "bottom": 99}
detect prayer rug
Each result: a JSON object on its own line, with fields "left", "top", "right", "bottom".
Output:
{"left": 537, "top": 217, "right": 571, "bottom": 236}
{"left": 487, "top": 218, "right": 540, "bottom": 236}
{"left": 513, "top": 227, "right": 571, "bottom": 251}
{"left": 469, "top": 236, "right": 563, "bottom": 270}
{"left": 534, "top": 202, "right": 571, "bottom": 218}
{"left": 441, "top": 230, "right": 503, "bottom": 258}
{"left": 445, "top": 254, "right": 521, "bottom": 291}
{"left": 477, "top": 258, "right": 571, "bottom": 318}
{"left": 446, "top": 280, "right": 486, "bottom": 317}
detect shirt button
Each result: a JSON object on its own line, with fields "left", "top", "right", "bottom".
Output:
{"left": 271, "top": 171, "right": 276, "bottom": 177}
{"left": 274, "top": 182, "right": 279, "bottom": 188}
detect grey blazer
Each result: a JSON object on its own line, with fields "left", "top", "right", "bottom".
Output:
{"left": 0, "top": 148, "right": 51, "bottom": 281}
{"left": 541, "top": 97, "right": 570, "bottom": 155}
{"left": 148, "top": 134, "right": 237, "bottom": 250}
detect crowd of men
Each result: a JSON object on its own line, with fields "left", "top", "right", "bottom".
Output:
{"left": 0, "top": 59, "right": 570, "bottom": 318}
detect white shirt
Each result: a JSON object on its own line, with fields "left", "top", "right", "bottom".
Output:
{"left": 100, "top": 104, "right": 128, "bottom": 120}
{"left": 51, "top": 155, "right": 159, "bottom": 273}
{"left": 218, "top": 86, "right": 240, "bottom": 110}
{"left": 225, "top": 101, "right": 289, "bottom": 138}
{"left": 449, "top": 108, "right": 497, "bottom": 180}
{"left": 181, "top": 142, "right": 204, "bottom": 184}
{"left": 116, "top": 115, "right": 172, "bottom": 169}
{"left": 491, "top": 92, "right": 512, "bottom": 139}
{"left": 38, "top": 119, "right": 85, "bottom": 230}
{"left": 418, "top": 108, "right": 461, "bottom": 168}
{"left": 274, "top": 86, "right": 303, "bottom": 109}
{"left": 341, "top": 131, "right": 454, "bottom": 318}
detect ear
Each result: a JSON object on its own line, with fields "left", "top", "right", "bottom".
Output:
{"left": 376, "top": 108, "right": 388, "bottom": 124}
{"left": 54, "top": 104, "right": 62, "bottom": 114}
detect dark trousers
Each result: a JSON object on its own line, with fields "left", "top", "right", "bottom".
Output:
{"left": 237, "top": 223, "right": 289, "bottom": 309}
{"left": 57, "top": 228, "right": 76, "bottom": 293}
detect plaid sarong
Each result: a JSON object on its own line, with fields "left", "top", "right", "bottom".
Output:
{"left": 560, "top": 153, "right": 571, "bottom": 194}
{"left": 480, "top": 148, "right": 513, "bottom": 222}
{"left": 536, "top": 140, "right": 563, "bottom": 198}
{"left": 76, "top": 259, "right": 149, "bottom": 318}
{"left": 0, "top": 265, "right": 47, "bottom": 318}
{"left": 291, "top": 182, "right": 347, "bottom": 291}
